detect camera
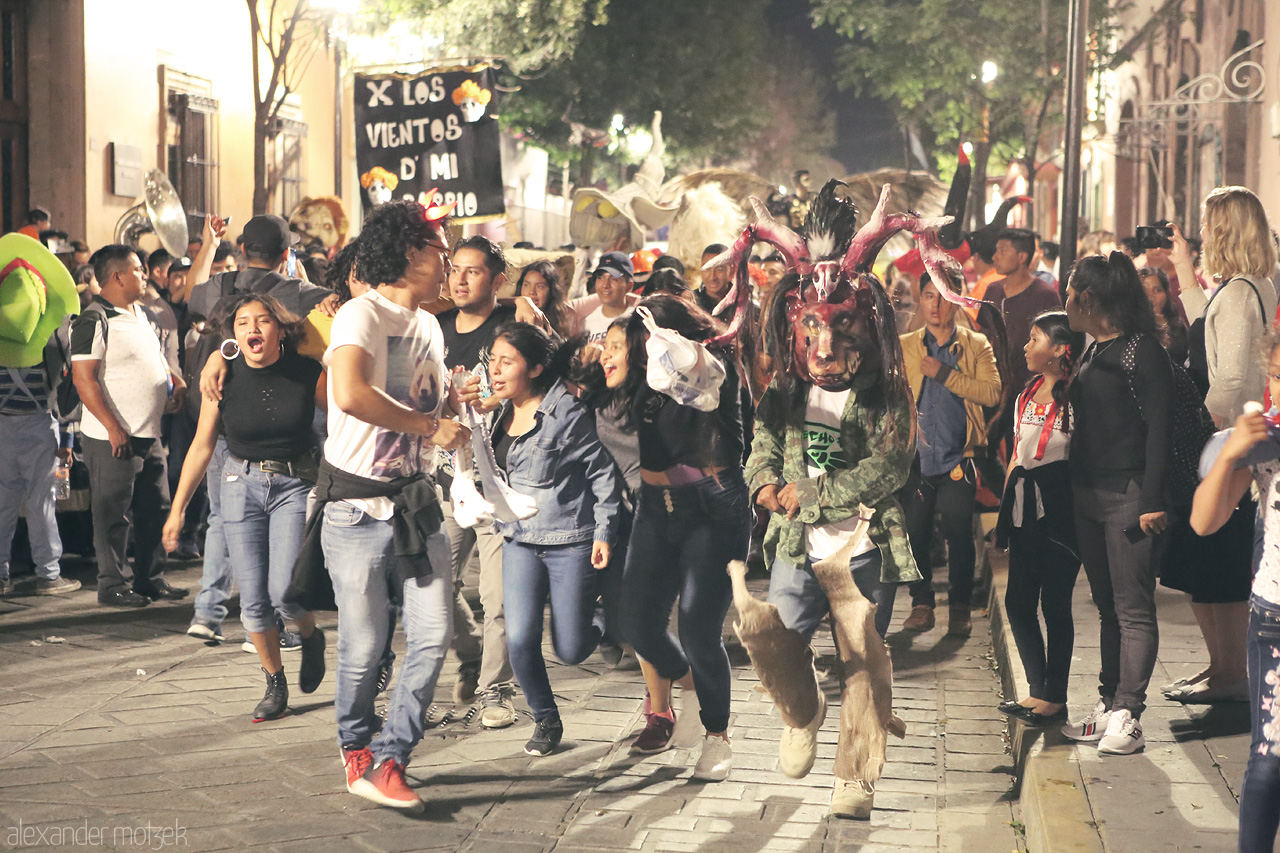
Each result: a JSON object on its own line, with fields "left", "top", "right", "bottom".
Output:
{"left": 1135, "top": 223, "right": 1173, "bottom": 251}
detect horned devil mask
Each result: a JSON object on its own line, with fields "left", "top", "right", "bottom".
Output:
{"left": 704, "top": 179, "right": 979, "bottom": 391}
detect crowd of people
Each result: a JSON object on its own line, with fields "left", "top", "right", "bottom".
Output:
{"left": 3, "top": 180, "right": 1280, "bottom": 847}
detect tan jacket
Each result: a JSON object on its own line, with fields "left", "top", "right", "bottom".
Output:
{"left": 901, "top": 325, "right": 1002, "bottom": 455}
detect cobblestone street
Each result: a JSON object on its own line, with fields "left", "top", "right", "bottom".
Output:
{"left": 0, "top": 561, "right": 1023, "bottom": 852}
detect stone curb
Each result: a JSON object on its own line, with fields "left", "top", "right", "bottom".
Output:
{"left": 987, "top": 551, "right": 1105, "bottom": 853}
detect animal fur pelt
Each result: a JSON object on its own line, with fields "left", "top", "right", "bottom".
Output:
{"left": 810, "top": 529, "right": 907, "bottom": 785}
{"left": 727, "top": 559, "right": 822, "bottom": 730}
{"left": 727, "top": 505, "right": 905, "bottom": 787}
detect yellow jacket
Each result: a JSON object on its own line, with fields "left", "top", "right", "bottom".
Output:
{"left": 901, "top": 324, "right": 1002, "bottom": 455}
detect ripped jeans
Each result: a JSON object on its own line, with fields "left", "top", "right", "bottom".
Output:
{"left": 1240, "top": 594, "right": 1280, "bottom": 853}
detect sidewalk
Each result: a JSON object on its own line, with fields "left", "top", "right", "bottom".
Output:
{"left": 0, "top": 558, "right": 1025, "bottom": 853}
{"left": 989, "top": 554, "right": 1248, "bottom": 853}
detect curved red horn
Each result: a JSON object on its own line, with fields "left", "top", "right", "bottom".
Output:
{"left": 841, "top": 185, "right": 952, "bottom": 276}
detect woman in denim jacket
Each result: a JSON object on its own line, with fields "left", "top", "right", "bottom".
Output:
{"left": 480, "top": 322, "right": 621, "bottom": 757}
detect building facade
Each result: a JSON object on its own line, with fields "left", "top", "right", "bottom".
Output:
{"left": 1089, "top": 0, "right": 1274, "bottom": 238}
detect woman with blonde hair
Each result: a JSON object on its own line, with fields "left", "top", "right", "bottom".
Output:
{"left": 1167, "top": 186, "right": 1278, "bottom": 705}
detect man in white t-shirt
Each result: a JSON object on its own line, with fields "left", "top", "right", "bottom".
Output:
{"left": 324, "top": 199, "right": 469, "bottom": 812}
{"left": 71, "top": 245, "right": 188, "bottom": 607}
{"left": 580, "top": 252, "right": 634, "bottom": 340}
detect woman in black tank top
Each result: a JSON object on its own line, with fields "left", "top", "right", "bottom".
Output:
{"left": 163, "top": 293, "right": 326, "bottom": 724}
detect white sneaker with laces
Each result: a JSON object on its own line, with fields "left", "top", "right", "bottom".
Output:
{"left": 778, "top": 690, "right": 826, "bottom": 779}
{"left": 670, "top": 686, "right": 703, "bottom": 749}
{"left": 1061, "top": 699, "right": 1111, "bottom": 743}
{"left": 691, "top": 734, "right": 732, "bottom": 781}
{"left": 479, "top": 684, "right": 517, "bottom": 729}
{"left": 1097, "top": 709, "right": 1144, "bottom": 755}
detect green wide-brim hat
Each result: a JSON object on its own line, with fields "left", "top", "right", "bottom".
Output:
{"left": 0, "top": 232, "right": 78, "bottom": 368}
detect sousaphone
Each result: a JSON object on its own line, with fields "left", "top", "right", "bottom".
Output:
{"left": 114, "top": 169, "right": 189, "bottom": 257}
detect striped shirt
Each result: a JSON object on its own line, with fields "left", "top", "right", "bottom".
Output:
{"left": 0, "top": 366, "right": 50, "bottom": 416}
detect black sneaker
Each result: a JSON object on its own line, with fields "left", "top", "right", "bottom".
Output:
{"left": 134, "top": 580, "right": 189, "bottom": 601}
{"left": 524, "top": 717, "right": 563, "bottom": 756}
{"left": 599, "top": 639, "right": 624, "bottom": 667}
{"left": 99, "top": 589, "right": 150, "bottom": 607}
{"left": 241, "top": 630, "right": 303, "bottom": 653}
{"left": 298, "top": 627, "right": 326, "bottom": 694}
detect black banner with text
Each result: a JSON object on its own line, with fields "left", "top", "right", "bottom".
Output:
{"left": 354, "top": 66, "right": 504, "bottom": 221}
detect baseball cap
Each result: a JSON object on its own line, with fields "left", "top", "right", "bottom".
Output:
{"left": 593, "top": 251, "right": 633, "bottom": 279}
{"left": 168, "top": 256, "right": 193, "bottom": 273}
{"left": 240, "top": 214, "right": 300, "bottom": 257}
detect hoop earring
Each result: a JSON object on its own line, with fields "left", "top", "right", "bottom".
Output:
{"left": 220, "top": 339, "right": 241, "bottom": 360}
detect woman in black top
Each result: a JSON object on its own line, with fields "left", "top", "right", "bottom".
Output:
{"left": 1062, "top": 252, "right": 1173, "bottom": 755}
{"left": 610, "top": 294, "right": 751, "bottom": 781}
{"left": 1139, "top": 266, "right": 1190, "bottom": 366}
{"left": 164, "top": 293, "right": 327, "bottom": 723}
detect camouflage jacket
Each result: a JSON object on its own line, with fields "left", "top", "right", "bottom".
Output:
{"left": 745, "top": 376, "right": 922, "bottom": 585}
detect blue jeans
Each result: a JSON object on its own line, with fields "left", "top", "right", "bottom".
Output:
{"left": 620, "top": 473, "right": 751, "bottom": 734}
{"left": 220, "top": 462, "right": 309, "bottom": 633}
{"left": 503, "top": 539, "right": 601, "bottom": 722}
{"left": 192, "top": 440, "right": 233, "bottom": 627}
{"left": 768, "top": 549, "right": 897, "bottom": 640}
{"left": 1240, "top": 594, "right": 1280, "bottom": 852}
{"left": 322, "top": 500, "right": 452, "bottom": 766}
{"left": 0, "top": 412, "right": 62, "bottom": 581}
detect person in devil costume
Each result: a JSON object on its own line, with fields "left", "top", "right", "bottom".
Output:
{"left": 719, "top": 180, "right": 976, "bottom": 819}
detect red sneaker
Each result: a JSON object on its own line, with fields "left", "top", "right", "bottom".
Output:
{"left": 341, "top": 746, "right": 375, "bottom": 798}
{"left": 358, "top": 759, "right": 424, "bottom": 811}
{"left": 629, "top": 711, "right": 675, "bottom": 754}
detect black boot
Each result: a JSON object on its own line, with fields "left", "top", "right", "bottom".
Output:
{"left": 299, "top": 627, "right": 326, "bottom": 694}
{"left": 253, "top": 668, "right": 288, "bottom": 722}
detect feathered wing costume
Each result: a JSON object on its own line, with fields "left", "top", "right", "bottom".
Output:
{"left": 710, "top": 180, "right": 960, "bottom": 815}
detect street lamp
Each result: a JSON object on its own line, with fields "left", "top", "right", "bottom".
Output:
{"left": 312, "top": 0, "right": 362, "bottom": 198}
{"left": 981, "top": 61, "right": 999, "bottom": 85}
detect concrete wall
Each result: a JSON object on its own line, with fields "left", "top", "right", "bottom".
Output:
{"left": 29, "top": 0, "right": 340, "bottom": 248}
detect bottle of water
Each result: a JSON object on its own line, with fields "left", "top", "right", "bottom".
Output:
{"left": 54, "top": 464, "right": 71, "bottom": 501}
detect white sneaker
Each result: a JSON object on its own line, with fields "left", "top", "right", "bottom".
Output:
{"left": 778, "top": 690, "right": 826, "bottom": 779}
{"left": 670, "top": 686, "right": 703, "bottom": 749}
{"left": 1061, "top": 699, "right": 1110, "bottom": 742}
{"left": 691, "top": 735, "right": 732, "bottom": 781}
{"left": 1097, "top": 709, "right": 1144, "bottom": 755}
{"left": 830, "top": 776, "right": 875, "bottom": 819}
{"left": 478, "top": 684, "right": 517, "bottom": 729}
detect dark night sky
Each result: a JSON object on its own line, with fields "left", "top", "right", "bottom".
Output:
{"left": 766, "top": 0, "right": 904, "bottom": 173}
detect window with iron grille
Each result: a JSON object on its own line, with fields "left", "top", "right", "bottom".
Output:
{"left": 269, "top": 115, "right": 307, "bottom": 218}
{"left": 166, "top": 92, "right": 220, "bottom": 218}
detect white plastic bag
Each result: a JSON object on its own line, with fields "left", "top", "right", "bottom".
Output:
{"left": 638, "top": 306, "right": 725, "bottom": 412}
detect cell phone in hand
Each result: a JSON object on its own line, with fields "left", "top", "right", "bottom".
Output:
{"left": 1123, "top": 522, "right": 1147, "bottom": 544}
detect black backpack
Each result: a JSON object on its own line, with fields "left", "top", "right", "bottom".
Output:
{"left": 1118, "top": 334, "right": 1216, "bottom": 508}
{"left": 52, "top": 303, "right": 109, "bottom": 419}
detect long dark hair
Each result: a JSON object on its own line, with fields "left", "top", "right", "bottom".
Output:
{"left": 1068, "top": 252, "right": 1156, "bottom": 336}
{"left": 641, "top": 268, "right": 691, "bottom": 299}
{"left": 761, "top": 270, "right": 915, "bottom": 449}
{"left": 491, "top": 321, "right": 577, "bottom": 396}
{"left": 328, "top": 239, "right": 361, "bottom": 303}
{"left": 514, "top": 261, "right": 568, "bottom": 335}
{"left": 587, "top": 294, "right": 724, "bottom": 421}
{"left": 1027, "top": 310, "right": 1085, "bottom": 431}
{"left": 214, "top": 292, "right": 305, "bottom": 352}
{"left": 1137, "top": 265, "right": 1188, "bottom": 349}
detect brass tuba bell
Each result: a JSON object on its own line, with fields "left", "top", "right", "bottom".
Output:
{"left": 114, "top": 169, "right": 189, "bottom": 257}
